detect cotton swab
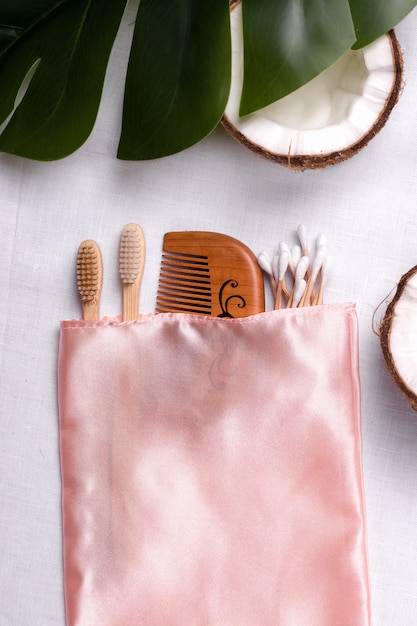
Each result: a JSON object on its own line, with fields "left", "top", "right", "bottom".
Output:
{"left": 300, "top": 245, "right": 327, "bottom": 307}
{"left": 258, "top": 227, "right": 330, "bottom": 311}
{"left": 291, "top": 245, "right": 301, "bottom": 276}
{"left": 297, "top": 224, "right": 309, "bottom": 257}
{"left": 316, "top": 233, "right": 327, "bottom": 250}
{"left": 297, "top": 224, "right": 312, "bottom": 280}
{"left": 272, "top": 254, "right": 291, "bottom": 300}
{"left": 313, "top": 254, "right": 331, "bottom": 305}
{"left": 274, "top": 250, "right": 290, "bottom": 309}
{"left": 279, "top": 241, "right": 295, "bottom": 276}
{"left": 292, "top": 278, "right": 307, "bottom": 308}
{"left": 287, "top": 255, "right": 309, "bottom": 308}
{"left": 258, "top": 251, "right": 277, "bottom": 298}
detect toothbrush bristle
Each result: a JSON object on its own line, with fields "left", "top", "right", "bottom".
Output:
{"left": 119, "top": 224, "right": 143, "bottom": 284}
{"left": 77, "top": 241, "right": 101, "bottom": 303}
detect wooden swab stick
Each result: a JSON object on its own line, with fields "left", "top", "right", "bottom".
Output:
{"left": 313, "top": 254, "right": 331, "bottom": 305}
{"left": 300, "top": 245, "right": 326, "bottom": 307}
{"left": 292, "top": 278, "right": 307, "bottom": 307}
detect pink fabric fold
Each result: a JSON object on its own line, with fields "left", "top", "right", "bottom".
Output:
{"left": 58, "top": 304, "right": 370, "bottom": 626}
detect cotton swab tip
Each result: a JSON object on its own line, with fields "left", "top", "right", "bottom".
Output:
{"left": 316, "top": 233, "right": 327, "bottom": 248}
{"left": 291, "top": 245, "right": 301, "bottom": 268}
{"left": 277, "top": 250, "right": 289, "bottom": 280}
{"left": 297, "top": 224, "right": 309, "bottom": 254}
{"left": 292, "top": 278, "right": 307, "bottom": 307}
{"left": 257, "top": 251, "right": 273, "bottom": 277}
{"left": 310, "top": 245, "right": 327, "bottom": 280}
{"left": 295, "top": 255, "right": 309, "bottom": 280}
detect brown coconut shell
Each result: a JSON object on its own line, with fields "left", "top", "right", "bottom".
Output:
{"left": 222, "top": 1, "right": 404, "bottom": 171}
{"left": 380, "top": 265, "right": 417, "bottom": 411}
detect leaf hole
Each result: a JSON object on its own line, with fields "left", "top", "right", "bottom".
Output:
{"left": 0, "top": 57, "right": 41, "bottom": 135}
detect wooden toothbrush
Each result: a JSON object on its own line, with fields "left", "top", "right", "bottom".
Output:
{"left": 119, "top": 223, "right": 146, "bottom": 321}
{"left": 76, "top": 240, "right": 103, "bottom": 321}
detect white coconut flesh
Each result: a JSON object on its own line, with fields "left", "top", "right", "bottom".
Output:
{"left": 222, "top": 2, "right": 403, "bottom": 169}
{"left": 380, "top": 266, "right": 417, "bottom": 410}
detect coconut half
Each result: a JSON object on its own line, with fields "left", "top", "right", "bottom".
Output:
{"left": 221, "top": 2, "right": 404, "bottom": 170}
{"left": 380, "top": 266, "right": 417, "bottom": 411}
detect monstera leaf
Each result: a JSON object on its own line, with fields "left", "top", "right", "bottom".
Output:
{"left": 239, "top": 0, "right": 356, "bottom": 116}
{"left": 118, "top": 0, "right": 232, "bottom": 160}
{"left": 0, "top": 0, "right": 128, "bottom": 160}
{"left": 349, "top": 0, "right": 417, "bottom": 48}
{"left": 239, "top": 0, "right": 417, "bottom": 115}
{"left": 0, "top": 0, "right": 415, "bottom": 161}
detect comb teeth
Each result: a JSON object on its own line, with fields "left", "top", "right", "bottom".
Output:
{"left": 77, "top": 240, "right": 102, "bottom": 303}
{"left": 119, "top": 223, "right": 143, "bottom": 284}
{"left": 156, "top": 252, "right": 213, "bottom": 314}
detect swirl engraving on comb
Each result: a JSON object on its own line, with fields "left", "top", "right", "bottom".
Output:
{"left": 217, "top": 279, "right": 246, "bottom": 318}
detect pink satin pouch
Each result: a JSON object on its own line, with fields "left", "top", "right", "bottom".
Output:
{"left": 58, "top": 304, "right": 370, "bottom": 626}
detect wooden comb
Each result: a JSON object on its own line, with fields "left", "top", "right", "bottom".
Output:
{"left": 156, "top": 232, "right": 265, "bottom": 317}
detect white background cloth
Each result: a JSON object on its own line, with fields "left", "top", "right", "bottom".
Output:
{"left": 1, "top": 2, "right": 417, "bottom": 624}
